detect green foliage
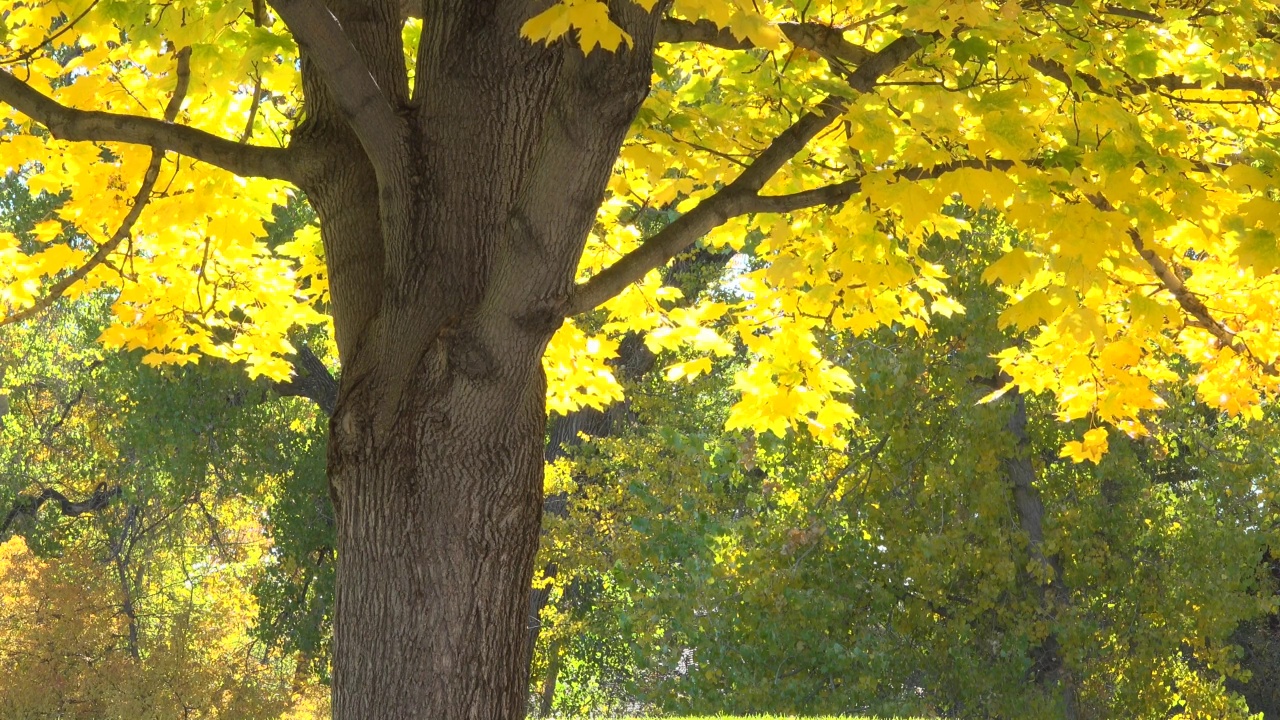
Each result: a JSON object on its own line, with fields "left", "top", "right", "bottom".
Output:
{"left": 535, "top": 215, "right": 1280, "bottom": 719}
{"left": 0, "top": 175, "right": 332, "bottom": 713}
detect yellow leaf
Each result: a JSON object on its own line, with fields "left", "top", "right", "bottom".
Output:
{"left": 977, "top": 384, "right": 1013, "bottom": 404}
{"left": 930, "top": 295, "right": 965, "bottom": 318}
{"left": 1060, "top": 428, "right": 1109, "bottom": 464}
{"left": 32, "top": 220, "right": 63, "bottom": 243}
{"left": 520, "top": 2, "right": 573, "bottom": 44}
{"left": 566, "top": 0, "right": 633, "bottom": 52}
{"left": 728, "top": 12, "right": 781, "bottom": 50}
{"left": 981, "top": 249, "right": 1040, "bottom": 286}
{"left": 998, "top": 290, "right": 1060, "bottom": 331}
{"left": 665, "top": 357, "right": 713, "bottom": 382}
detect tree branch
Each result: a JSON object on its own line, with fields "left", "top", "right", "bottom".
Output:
{"left": 273, "top": 344, "right": 339, "bottom": 416}
{"left": 662, "top": 12, "right": 1272, "bottom": 101}
{"left": 562, "top": 102, "right": 839, "bottom": 316}
{"left": 742, "top": 158, "right": 1022, "bottom": 214}
{"left": 269, "top": 0, "right": 406, "bottom": 186}
{"left": 566, "top": 34, "right": 922, "bottom": 316}
{"left": 1032, "top": 0, "right": 1164, "bottom": 23}
{"left": 1128, "top": 228, "right": 1277, "bottom": 374}
{"left": 1030, "top": 57, "right": 1276, "bottom": 98}
{"left": 0, "top": 47, "right": 194, "bottom": 327}
{"left": 658, "top": 17, "right": 874, "bottom": 69}
{"left": 0, "top": 483, "right": 122, "bottom": 537}
{"left": 0, "top": 70, "right": 295, "bottom": 181}
{"left": 239, "top": 3, "right": 270, "bottom": 145}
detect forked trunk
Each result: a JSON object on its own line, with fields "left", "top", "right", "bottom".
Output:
{"left": 291, "top": 6, "right": 660, "bottom": 717}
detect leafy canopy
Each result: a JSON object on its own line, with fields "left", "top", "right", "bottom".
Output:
{"left": 0, "top": 0, "right": 1278, "bottom": 456}
{"left": 533, "top": 218, "right": 1280, "bottom": 718}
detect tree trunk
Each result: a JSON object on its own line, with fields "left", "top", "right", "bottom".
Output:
{"left": 523, "top": 251, "right": 730, "bottom": 683}
{"left": 285, "top": 4, "right": 661, "bottom": 718}
{"left": 329, "top": 361, "right": 549, "bottom": 719}
{"left": 1005, "top": 389, "right": 1080, "bottom": 720}
{"left": 539, "top": 637, "right": 564, "bottom": 716}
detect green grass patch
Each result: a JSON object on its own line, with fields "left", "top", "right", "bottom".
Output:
{"left": 649, "top": 716, "right": 927, "bottom": 720}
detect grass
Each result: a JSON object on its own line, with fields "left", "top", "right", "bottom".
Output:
{"left": 645, "top": 712, "right": 926, "bottom": 717}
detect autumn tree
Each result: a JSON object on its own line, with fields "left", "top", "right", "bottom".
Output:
{"left": 1, "top": 0, "right": 1278, "bottom": 716}
{"left": 0, "top": 297, "right": 331, "bottom": 719}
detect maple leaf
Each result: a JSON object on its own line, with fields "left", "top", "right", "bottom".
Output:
{"left": 1061, "top": 428, "right": 1109, "bottom": 464}
{"left": 1236, "top": 228, "right": 1280, "bottom": 276}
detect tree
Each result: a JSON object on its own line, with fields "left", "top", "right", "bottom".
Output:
{"left": 0, "top": 297, "right": 332, "bottom": 718}
{"left": 0, "top": 0, "right": 1277, "bottom": 716}
{"left": 534, "top": 218, "right": 1280, "bottom": 718}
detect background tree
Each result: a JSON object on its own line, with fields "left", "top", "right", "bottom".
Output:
{"left": 0, "top": 297, "right": 332, "bottom": 718}
{"left": 0, "top": 161, "right": 335, "bottom": 716}
{"left": 0, "top": 0, "right": 1277, "bottom": 717}
{"left": 533, "top": 218, "right": 1280, "bottom": 719}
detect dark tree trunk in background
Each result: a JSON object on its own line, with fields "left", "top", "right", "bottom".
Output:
{"left": 524, "top": 249, "right": 733, "bottom": 711}
{"left": 282, "top": 2, "right": 661, "bottom": 717}
{"left": 1005, "top": 390, "right": 1079, "bottom": 720}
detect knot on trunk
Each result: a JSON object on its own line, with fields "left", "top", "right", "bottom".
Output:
{"left": 442, "top": 326, "right": 496, "bottom": 381}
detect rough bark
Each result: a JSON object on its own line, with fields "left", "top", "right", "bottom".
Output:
{"left": 273, "top": 344, "right": 340, "bottom": 416}
{"left": 282, "top": 3, "right": 659, "bottom": 717}
{"left": 1005, "top": 390, "right": 1080, "bottom": 719}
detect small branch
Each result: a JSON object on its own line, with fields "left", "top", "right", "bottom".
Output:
{"left": 268, "top": 0, "right": 406, "bottom": 186}
{"left": 743, "top": 157, "right": 1022, "bottom": 214}
{"left": 0, "top": 483, "right": 122, "bottom": 537}
{"left": 1129, "top": 229, "right": 1276, "bottom": 373}
{"left": 1031, "top": 57, "right": 1276, "bottom": 98}
{"left": 239, "top": 76, "right": 265, "bottom": 144}
{"left": 1025, "top": 0, "right": 1164, "bottom": 23}
{"left": 1098, "top": 4, "right": 1163, "bottom": 22}
{"left": 0, "top": 0, "right": 102, "bottom": 67}
{"left": 240, "top": 0, "right": 270, "bottom": 144}
{"left": 0, "top": 47, "right": 196, "bottom": 327}
{"left": 0, "top": 64, "right": 294, "bottom": 181}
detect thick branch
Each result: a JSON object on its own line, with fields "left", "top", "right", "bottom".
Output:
{"left": 1081, "top": 192, "right": 1276, "bottom": 372}
{"left": 0, "top": 71, "right": 294, "bottom": 181}
{"left": 273, "top": 344, "right": 339, "bottom": 416}
{"left": 1129, "top": 229, "right": 1276, "bottom": 373}
{"left": 0, "top": 483, "right": 121, "bottom": 537}
{"left": 563, "top": 101, "right": 841, "bottom": 315}
{"left": 1003, "top": 388, "right": 1079, "bottom": 718}
{"left": 269, "top": 0, "right": 406, "bottom": 186}
{"left": 566, "top": 34, "right": 922, "bottom": 315}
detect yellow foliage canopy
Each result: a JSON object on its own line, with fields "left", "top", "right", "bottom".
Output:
{"left": 0, "top": 0, "right": 1277, "bottom": 457}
